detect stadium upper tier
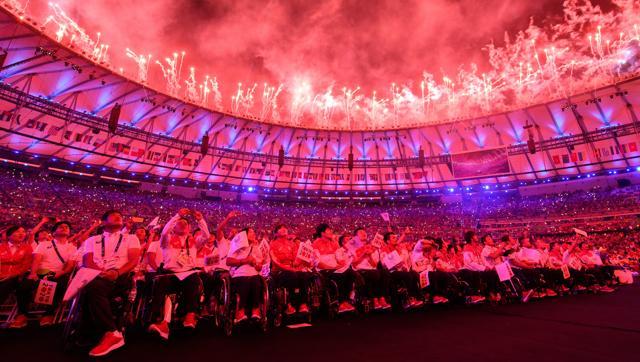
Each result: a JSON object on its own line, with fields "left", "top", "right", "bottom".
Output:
{"left": 0, "top": 8, "right": 639, "bottom": 194}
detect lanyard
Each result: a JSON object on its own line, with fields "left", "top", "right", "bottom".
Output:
{"left": 101, "top": 234, "right": 124, "bottom": 258}
{"left": 139, "top": 243, "right": 148, "bottom": 262}
{"left": 51, "top": 240, "right": 66, "bottom": 264}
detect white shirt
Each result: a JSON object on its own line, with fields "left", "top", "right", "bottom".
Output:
{"left": 199, "top": 238, "right": 230, "bottom": 271}
{"left": 83, "top": 231, "right": 141, "bottom": 270}
{"left": 563, "top": 251, "right": 583, "bottom": 270}
{"left": 481, "top": 245, "right": 503, "bottom": 268}
{"left": 547, "top": 253, "right": 565, "bottom": 269}
{"left": 351, "top": 247, "right": 379, "bottom": 271}
{"left": 144, "top": 241, "right": 164, "bottom": 272}
{"left": 580, "top": 251, "right": 604, "bottom": 266}
{"left": 522, "top": 248, "right": 547, "bottom": 267}
{"left": 435, "top": 257, "right": 456, "bottom": 272}
{"left": 33, "top": 239, "right": 77, "bottom": 274}
{"left": 158, "top": 213, "right": 207, "bottom": 273}
{"left": 411, "top": 252, "right": 432, "bottom": 273}
{"left": 227, "top": 244, "right": 264, "bottom": 278}
{"left": 462, "top": 249, "right": 486, "bottom": 271}
{"left": 314, "top": 246, "right": 352, "bottom": 274}
{"left": 510, "top": 247, "right": 539, "bottom": 268}
{"left": 345, "top": 236, "right": 365, "bottom": 253}
{"left": 161, "top": 235, "right": 199, "bottom": 273}
{"left": 411, "top": 241, "right": 433, "bottom": 272}
{"left": 334, "top": 248, "right": 352, "bottom": 273}
{"left": 381, "top": 247, "right": 410, "bottom": 272}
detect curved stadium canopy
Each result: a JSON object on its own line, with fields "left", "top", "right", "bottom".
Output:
{"left": 0, "top": 8, "right": 639, "bottom": 196}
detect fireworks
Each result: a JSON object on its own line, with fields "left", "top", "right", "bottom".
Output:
{"left": 9, "top": 1, "right": 640, "bottom": 130}
{"left": 342, "top": 86, "right": 361, "bottom": 129}
{"left": 259, "top": 83, "right": 283, "bottom": 121}
{"left": 4, "top": 0, "right": 25, "bottom": 14}
{"left": 311, "top": 86, "right": 338, "bottom": 129}
{"left": 41, "top": 3, "right": 110, "bottom": 63}
{"left": 155, "top": 51, "right": 185, "bottom": 96}
{"left": 231, "top": 82, "right": 257, "bottom": 115}
{"left": 125, "top": 48, "right": 151, "bottom": 83}
{"left": 202, "top": 75, "right": 223, "bottom": 109}
{"left": 289, "top": 78, "right": 313, "bottom": 126}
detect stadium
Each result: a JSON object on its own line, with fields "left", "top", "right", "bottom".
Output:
{"left": 0, "top": 1, "right": 639, "bottom": 361}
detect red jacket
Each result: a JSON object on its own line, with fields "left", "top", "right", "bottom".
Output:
{"left": 0, "top": 242, "right": 33, "bottom": 279}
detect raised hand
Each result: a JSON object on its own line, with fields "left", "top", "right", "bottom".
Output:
{"left": 193, "top": 210, "right": 204, "bottom": 221}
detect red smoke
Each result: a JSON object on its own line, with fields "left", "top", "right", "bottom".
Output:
{"left": 28, "top": 0, "right": 569, "bottom": 94}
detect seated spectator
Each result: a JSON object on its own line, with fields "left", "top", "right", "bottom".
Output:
{"left": 0, "top": 225, "right": 33, "bottom": 328}
{"left": 23, "top": 221, "right": 78, "bottom": 327}
{"left": 82, "top": 210, "right": 141, "bottom": 357}
{"left": 147, "top": 208, "right": 208, "bottom": 339}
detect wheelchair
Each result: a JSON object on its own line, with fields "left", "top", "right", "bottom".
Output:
{"left": 497, "top": 273, "right": 526, "bottom": 302}
{"left": 268, "top": 272, "right": 323, "bottom": 327}
{"left": 353, "top": 271, "right": 391, "bottom": 315}
{"left": 222, "top": 276, "right": 269, "bottom": 336}
{"left": 422, "top": 271, "right": 469, "bottom": 305}
{"left": 203, "top": 269, "right": 232, "bottom": 329}
{"left": 62, "top": 273, "right": 136, "bottom": 352}
{"left": 571, "top": 269, "right": 602, "bottom": 293}
{"left": 138, "top": 270, "right": 207, "bottom": 332}
{"left": 387, "top": 272, "right": 425, "bottom": 312}
{"left": 320, "top": 276, "right": 341, "bottom": 319}
{"left": 527, "top": 269, "right": 552, "bottom": 299}
{"left": 129, "top": 272, "right": 154, "bottom": 329}
{"left": 0, "top": 274, "right": 70, "bottom": 328}
{"left": 0, "top": 293, "right": 16, "bottom": 327}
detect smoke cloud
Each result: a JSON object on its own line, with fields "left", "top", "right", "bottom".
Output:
{"left": 30, "top": 0, "right": 569, "bottom": 93}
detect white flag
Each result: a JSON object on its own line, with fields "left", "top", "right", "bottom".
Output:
{"left": 495, "top": 262, "right": 515, "bottom": 282}
{"left": 228, "top": 231, "right": 249, "bottom": 256}
{"left": 573, "top": 228, "right": 588, "bottom": 237}
{"left": 383, "top": 250, "right": 404, "bottom": 270}
{"left": 419, "top": 270, "right": 430, "bottom": 288}
{"left": 34, "top": 279, "right": 57, "bottom": 305}
{"left": 371, "top": 233, "right": 385, "bottom": 249}
{"left": 296, "top": 242, "right": 315, "bottom": 263}
{"left": 147, "top": 216, "right": 160, "bottom": 228}
{"left": 63, "top": 268, "right": 101, "bottom": 301}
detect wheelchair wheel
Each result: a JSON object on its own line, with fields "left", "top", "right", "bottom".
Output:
{"left": 305, "top": 290, "right": 314, "bottom": 323}
{"left": 260, "top": 317, "right": 269, "bottom": 333}
{"left": 392, "top": 284, "right": 410, "bottom": 312}
{"left": 223, "top": 293, "right": 238, "bottom": 337}
{"left": 131, "top": 294, "right": 146, "bottom": 329}
{"left": 62, "top": 295, "right": 83, "bottom": 352}
{"left": 215, "top": 274, "right": 231, "bottom": 328}
{"left": 223, "top": 317, "right": 233, "bottom": 337}
{"left": 269, "top": 287, "right": 285, "bottom": 328}
{"left": 272, "top": 310, "right": 283, "bottom": 328}
{"left": 260, "top": 278, "right": 270, "bottom": 333}
{"left": 323, "top": 278, "right": 339, "bottom": 320}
